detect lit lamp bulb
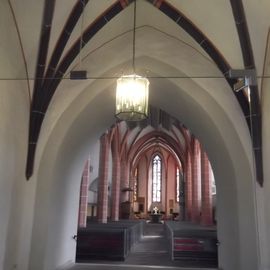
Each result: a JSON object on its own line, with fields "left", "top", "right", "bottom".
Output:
{"left": 115, "top": 74, "right": 149, "bottom": 121}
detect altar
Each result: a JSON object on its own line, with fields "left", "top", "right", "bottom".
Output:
{"left": 150, "top": 213, "right": 162, "bottom": 223}
{"left": 149, "top": 206, "right": 162, "bottom": 223}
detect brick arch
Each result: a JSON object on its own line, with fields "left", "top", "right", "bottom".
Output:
{"left": 130, "top": 138, "right": 184, "bottom": 215}
{"left": 128, "top": 131, "right": 185, "bottom": 169}
{"left": 139, "top": 142, "right": 181, "bottom": 173}
{"left": 78, "top": 158, "right": 90, "bottom": 227}
{"left": 129, "top": 136, "right": 183, "bottom": 213}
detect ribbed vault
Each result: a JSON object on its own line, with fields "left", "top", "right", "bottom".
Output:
{"left": 14, "top": 0, "right": 263, "bottom": 184}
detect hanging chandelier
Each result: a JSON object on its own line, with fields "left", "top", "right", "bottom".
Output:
{"left": 115, "top": 74, "right": 149, "bottom": 121}
{"left": 115, "top": 0, "right": 149, "bottom": 121}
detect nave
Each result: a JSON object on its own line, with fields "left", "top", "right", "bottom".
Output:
{"left": 2, "top": 1, "right": 269, "bottom": 270}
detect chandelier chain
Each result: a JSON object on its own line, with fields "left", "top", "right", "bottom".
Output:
{"left": 132, "top": 0, "right": 137, "bottom": 74}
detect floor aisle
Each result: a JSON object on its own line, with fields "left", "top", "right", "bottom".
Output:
{"left": 125, "top": 223, "right": 171, "bottom": 266}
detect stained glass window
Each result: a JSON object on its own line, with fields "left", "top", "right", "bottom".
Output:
{"left": 134, "top": 168, "right": 138, "bottom": 201}
{"left": 152, "top": 155, "right": 161, "bottom": 202}
{"left": 176, "top": 167, "right": 180, "bottom": 202}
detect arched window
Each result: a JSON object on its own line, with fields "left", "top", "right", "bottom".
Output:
{"left": 176, "top": 167, "right": 180, "bottom": 202}
{"left": 133, "top": 168, "right": 138, "bottom": 202}
{"left": 152, "top": 155, "right": 161, "bottom": 202}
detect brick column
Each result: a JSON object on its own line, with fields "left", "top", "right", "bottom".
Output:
{"left": 185, "top": 151, "right": 192, "bottom": 221}
{"left": 111, "top": 139, "right": 121, "bottom": 221}
{"left": 179, "top": 170, "right": 185, "bottom": 221}
{"left": 120, "top": 159, "right": 130, "bottom": 203}
{"left": 97, "top": 133, "right": 110, "bottom": 223}
{"left": 201, "top": 151, "right": 213, "bottom": 226}
{"left": 191, "top": 138, "right": 201, "bottom": 223}
{"left": 78, "top": 158, "right": 90, "bottom": 227}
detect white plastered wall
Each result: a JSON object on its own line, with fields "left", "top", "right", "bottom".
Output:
{"left": 0, "top": 79, "right": 30, "bottom": 270}
{"left": 0, "top": 1, "right": 34, "bottom": 270}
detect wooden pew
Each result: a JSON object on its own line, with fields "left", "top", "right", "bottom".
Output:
{"left": 165, "top": 221, "right": 218, "bottom": 263}
{"left": 76, "top": 220, "right": 144, "bottom": 262}
{"left": 76, "top": 228, "right": 127, "bottom": 261}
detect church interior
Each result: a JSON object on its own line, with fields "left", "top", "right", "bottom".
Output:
{"left": 1, "top": 0, "right": 270, "bottom": 270}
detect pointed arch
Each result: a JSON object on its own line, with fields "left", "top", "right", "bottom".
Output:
{"left": 152, "top": 154, "right": 162, "bottom": 202}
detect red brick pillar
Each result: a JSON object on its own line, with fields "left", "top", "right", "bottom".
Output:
{"left": 185, "top": 151, "right": 192, "bottom": 221}
{"left": 201, "top": 151, "right": 213, "bottom": 226}
{"left": 191, "top": 138, "right": 201, "bottom": 223}
{"left": 129, "top": 171, "right": 135, "bottom": 203}
{"left": 120, "top": 159, "right": 130, "bottom": 203}
{"left": 78, "top": 158, "right": 90, "bottom": 227}
{"left": 97, "top": 133, "right": 110, "bottom": 223}
{"left": 111, "top": 139, "right": 121, "bottom": 221}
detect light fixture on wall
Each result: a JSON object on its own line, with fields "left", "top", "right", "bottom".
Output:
{"left": 115, "top": 0, "right": 149, "bottom": 121}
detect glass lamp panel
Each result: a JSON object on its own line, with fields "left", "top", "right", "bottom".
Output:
{"left": 116, "top": 74, "right": 149, "bottom": 121}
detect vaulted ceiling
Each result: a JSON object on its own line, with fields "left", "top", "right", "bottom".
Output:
{"left": 2, "top": 0, "right": 269, "bottom": 184}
